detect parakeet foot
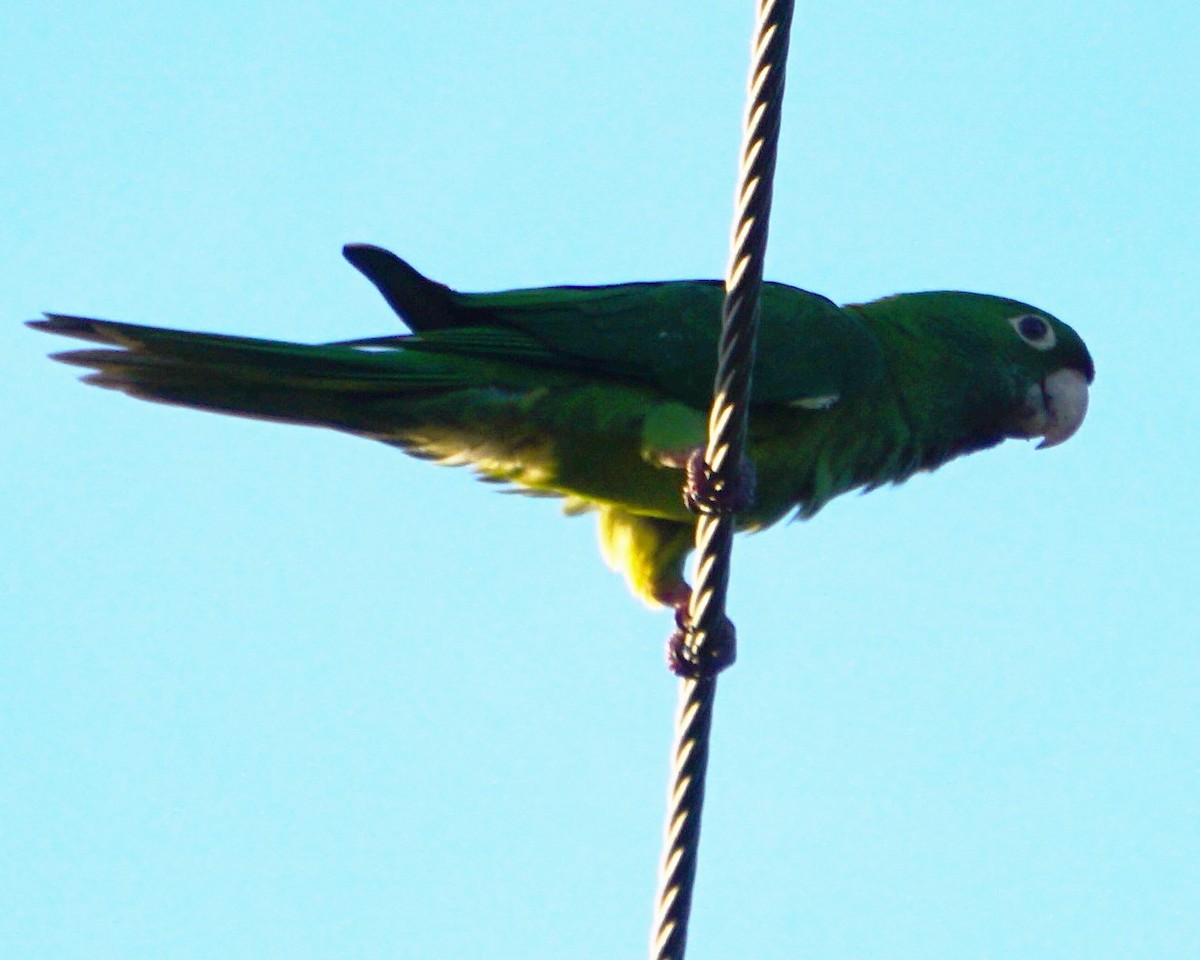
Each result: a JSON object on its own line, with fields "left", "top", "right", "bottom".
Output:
{"left": 683, "top": 448, "right": 756, "bottom": 515}
{"left": 666, "top": 594, "right": 738, "bottom": 678}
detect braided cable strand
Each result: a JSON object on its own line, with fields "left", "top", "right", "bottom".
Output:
{"left": 650, "top": 3, "right": 795, "bottom": 958}
{"left": 650, "top": 677, "right": 716, "bottom": 960}
{"left": 686, "top": 0, "right": 794, "bottom": 667}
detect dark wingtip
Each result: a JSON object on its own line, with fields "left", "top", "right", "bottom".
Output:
{"left": 341, "top": 242, "right": 455, "bottom": 330}
{"left": 342, "top": 243, "right": 409, "bottom": 316}
{"left": 342, "top": 242, "right": 401, "bottom": 273}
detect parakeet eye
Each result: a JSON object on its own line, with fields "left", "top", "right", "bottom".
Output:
{"left": 1010, "top": 314, "right": 1056, "bottom": 350}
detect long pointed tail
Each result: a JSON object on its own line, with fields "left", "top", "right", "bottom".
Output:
{"left": 30, "top": 313, "right": 460, "bottom": 433}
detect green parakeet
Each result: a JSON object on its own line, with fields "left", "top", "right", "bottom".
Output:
{"left": 31, "top": 243, "right": 1093, "bottom": 614}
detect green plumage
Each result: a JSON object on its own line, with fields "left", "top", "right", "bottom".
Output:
{"left": 31, "top": 244, "right": 1094, "bottom": 608}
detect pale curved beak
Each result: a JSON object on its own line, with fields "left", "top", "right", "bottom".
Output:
{"left": 1035, "top": 368, "right": 1090, "bottom": 449}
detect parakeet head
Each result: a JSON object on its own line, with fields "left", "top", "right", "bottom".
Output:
{"left": 848, "top": 291, "right": 1094, "bottom": 454}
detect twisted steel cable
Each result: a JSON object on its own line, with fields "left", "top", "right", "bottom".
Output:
{"left": 679, "top": 0, "right": 795, "bottom": 675}
{"left": 650, "top": 2, "right": 795, "bottom": 958}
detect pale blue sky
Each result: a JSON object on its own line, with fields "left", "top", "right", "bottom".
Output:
{"left": 3, "top": 2, "right": 1197, "bottom": 958}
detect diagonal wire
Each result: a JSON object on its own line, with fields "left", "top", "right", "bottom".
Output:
{"left": 684, "top": 0, "right": 794, "bottom": 672}
{"left": 650, "top": 2, "right": 795, "bottom": 958}
{"left": 650, "top": 676, "right": 717, "bottom": 960}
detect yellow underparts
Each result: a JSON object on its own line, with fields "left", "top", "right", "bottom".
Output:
{"left": 596, "top": 506, "right": 693, "bottom": 607}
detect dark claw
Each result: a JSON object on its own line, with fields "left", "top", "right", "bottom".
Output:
{"left": 667, "top": 608, "right": 738, "bottom": 678}
{"left": 683, "top": 449, "right": 756, "bottom": 516}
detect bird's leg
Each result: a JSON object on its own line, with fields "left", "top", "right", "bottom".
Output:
{"left": 682, "top": 447, "right": 756, "bottom": 516}
{"left": 661, "top": 583, "right": 738, "bottom": 678}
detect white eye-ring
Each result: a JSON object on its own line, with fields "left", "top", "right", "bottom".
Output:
{"left": 1009, "top": 313, "right": 1057, "bottom": 350}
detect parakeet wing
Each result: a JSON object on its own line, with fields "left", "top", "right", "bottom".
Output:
{"left": 343, "top": 244, "right": 885, "bottom": 408}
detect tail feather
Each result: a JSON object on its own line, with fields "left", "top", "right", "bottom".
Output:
{"left": 27, "top": 314, "right": 117, "bottom": 346}
{"left": 30, "top": 313, "right": 466, "bottom": 432}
